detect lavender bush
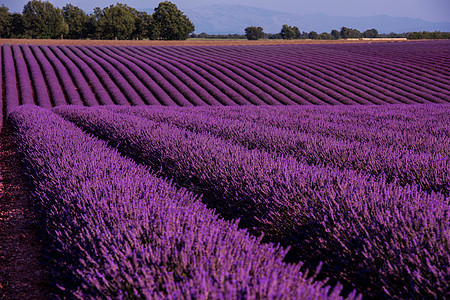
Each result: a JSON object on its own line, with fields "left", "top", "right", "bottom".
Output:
{"left": 39, "top": 46, "right": 83, "bottom": 106}
{"left": 112, "top": 105, "right": 450, "bottom": 195}
{"left": 3, "top": 44, "right": 19, "bottom": 113}
{"left": 11, "top": 45, "right": 34, "bottom": 106}
{"left": 30, "top": 45, "right": 67, "bottom": 106}
{"left": 1, "top": 40, "right": 449, "bottom": 299}
{"left": 20, "top": 45, "right": 53, "bottom": 109}
{"left": 57, "top": 46, "right": 115, "bottom": 106}
{"left": 76, "top": 46, "right": 144, "bottom": 106}
{"left": 47, "top": 45, "right": 100, "bottom": 106}
{"left": 65, "top": 46, "right": 130, "bottom": 106}
{"left": 9, "top": 105, "right": 352, "bottom": 299}
{"left": 56, "top": 105, "right": 449, "bottom": 299}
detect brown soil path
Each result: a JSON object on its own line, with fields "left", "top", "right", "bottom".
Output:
{"left": 0, "top": 124, "right": 51, "bottom": 299}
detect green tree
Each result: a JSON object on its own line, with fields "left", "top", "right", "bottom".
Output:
{"left": 94, "top": 3, "right": 137, "bottom": 40}
{"left": 407, "top": 31, "right": 422, "bottom": 39}
{"left": 152, "top": 1, "right": 194, "bottom": 40}
{"left": 308, "top": 31, "right": 319, "bottom": 39}
{"left": 293, "top": 26, "right": 301, "bottom": 39}
{"left": 22, "top": 0, "right": 68, "bottom": 39}
{"left": 268, "top": 33, "right": 282, "bottom": 39}
{"left": 244, "top": 26, "right": 264, "bottom": 40}
{"left": 63, "top": 4, "right": 89, "bottom": 39}
{"left": 280, "top": 24, "right": 296, "bottom": 39}
{"left": 340, "top": 26, "right": 362, "bottom": 39}
{"left": 407, "top": 31, "right": 450, "bottom": 39}
{"left": 0, "top": 5, "right": 12, "bottom": 38}
{"left": 84, "top": 14, "right": 100, "bottom": 40}
{"left": 352, "top": 28, "right": 362, "bottom": 38}
{"left": 84, "top": 14, "right": 97, "bottom": 39}
{"left": 331, "top": 29, "right": 340, "bottom": 39}
{"left": 132, "top": 11, "right": 153, "bottom": 40}
{"left": 319, "top": 32, "right": 333, "bottom": 40}
{"left": 363, "top": 28, "right": 378, "bottom": 38}
{"left": 340, "top": 27, "right": 351, "bottom": 38}
{"left": 10, "top": 13, "right": 25, "bottom": 38}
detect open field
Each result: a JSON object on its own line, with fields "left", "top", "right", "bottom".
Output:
{"left": 0, "top": 40, "right": 449, "bottom": 299}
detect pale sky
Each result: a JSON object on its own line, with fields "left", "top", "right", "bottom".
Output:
{"left": 1, "top": 0, "right": 449, "bottom": 23}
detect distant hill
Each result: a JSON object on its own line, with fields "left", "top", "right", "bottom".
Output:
{"left": 157, "top": 4, "right": 450, "bottom": 34}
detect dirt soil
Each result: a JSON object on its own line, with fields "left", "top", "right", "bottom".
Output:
{"left": 0, "top": 124, "right": 52, "bottom": 299}
{"left": 0, "top": 38, "right": 410, "bottom": 47}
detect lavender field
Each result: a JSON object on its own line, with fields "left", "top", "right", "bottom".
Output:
{"left": 0, "top": 41, "right": 449, "bottom": 118}
{"left": 0, "top": 41, "right": 449, "bottom": 299}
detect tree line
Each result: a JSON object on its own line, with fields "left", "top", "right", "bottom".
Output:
{"left": 190, "top": 32, "right": 247, "bottom": 39}
{"left": 243, "top": 25, "right": 380, "bottom": 40}
{"left": 243, "top": 25, "right": 450, "bottom": 40}
{"left": 0, "top": 0, "right": 194, "bottom": 40}
{"left": 407, "top": 31, "right": 450, "bottom": 39}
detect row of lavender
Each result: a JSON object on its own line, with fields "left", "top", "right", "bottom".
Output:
{"left": 54, "top": 104, "right": 449, "bottom": 299}
{"left": 1, "top": 42, "right": 449, "bottom": 116}
{"left": 105, "top": 104, "right": 450, "bottom": 195}
{"left": 159, "top": 44, "right": 449, "bottom": 105}
{"left": 9, "top": 105, "right": 356, "bottom": 299}
{"left": 181, "top": 104, "right": 450, "bottom": 152}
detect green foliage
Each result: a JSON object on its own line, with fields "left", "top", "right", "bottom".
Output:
{"left": 152, "top": 1, "right": 195, "bottom": 40}
{"left": 379, "top": 32, "right": 407, "bottom": 38}
{"left": 319, "top": 32, "right": 333, "bottom": 40}
{"left": 280, "top": 24, "right": 296, "bottom": 40}
{"left": 308, "top": 31, "right": 319, "bottom": 39}
{"left": 292, "top": 26, "right": 301, "bottom": 39}
{"left": 63, "top": 4, "right": 89, "bottom": 39}
{"left": 340, "top": 27, "right": 362, "bottom": 39}
{"left": 0, "top": 1, "right": 198, "bottom": 41}
{"left": 363, "top": 28, "right": 379, "bottom": 38}
{"left": 407, "top": 31, "right": 450, "bottom": 39}
{"left": 300, "top": 31, "right": 309, "bottom": 39}
{"left": 5, "top": 2, "right": 423, "bottom": 42}
{"left": 93, "top": 3, "right": 137, "bottom": 40}
{"left": 132, "top": 11, "right": 153, "bottom": 40}
{"left": 267, "top": 33, "right": 282, "bottom": 39}
{"left": 0, "top": 5, "right": 12, "bottom": 38}
{"left": 22, "top": 0, "right": 68, "bottom": 39}
{"left": 244, "top": 26, "right": 264, "bottom": 40}
{"left": 331, "top": 29, "right": 340, "bottom": 39}
{"left": 191, "top": 32, "right": 247, "bottom": 39}
{"left": 10, "top": 13, "right": 25, "bottom": 38}
{"left": 84, "top": 14, "right": 97, "bottom": 39}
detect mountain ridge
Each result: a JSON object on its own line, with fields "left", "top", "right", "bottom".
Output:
{"left": 142, "top": 4, "right": 450, "bottom": 35}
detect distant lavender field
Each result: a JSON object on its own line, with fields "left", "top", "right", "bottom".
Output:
{"left": 1, "top": 41, "right": 449, "bottom": 120}
{"left": 1, "top": 41, "right": 449, "bottom": 299}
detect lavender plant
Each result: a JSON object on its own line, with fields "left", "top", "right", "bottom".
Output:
{"left": 65, "top": 45, "right": 131, "bottom": 106}
{"left": 85, "top": 46, "right": 160, "bottom": 106}
{"left": 38, "top": 46, "right": 83, "bottom": 106}
{"left": 9, "top": 105, "right": 352, "bottom": 299}
{"left": 57, "top": 45, "right": 116, "bottom": 106}
{"left": 76, "top": 46, "right": 144, "bottom": 106}
{"left": 115, "top": 105, "right": 450, "bottom": 195}
{"left": 3, "top": 44, "right": 20, "bottom": 113}
{"left": 1, "top": 42, "right": 448, "bottom": 110}
{"left": 11, "top": 45, "right": 34, "bottom": 106}
{"left": 46, "top": 45, "right": 99, "bottom": 106}
{"left": 30, "top": 45, "right": 67, "bottom": 106}
{"left": 56, "top": 105, "right": 449, "bottom": 299}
